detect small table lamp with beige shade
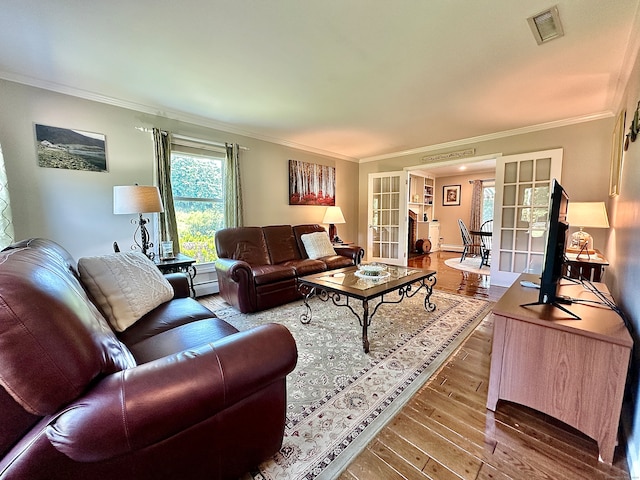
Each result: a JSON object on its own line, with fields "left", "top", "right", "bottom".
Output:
{"left": 113, "top": 185, "right": 164, "bottom": 259}
{"left": 323, "top": 206, "right": 345, "bottom": 243}
{"left": 566, "top": 201, "right": 610, "bottom": 260}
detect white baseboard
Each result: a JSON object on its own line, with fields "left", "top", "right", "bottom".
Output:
{"left": 194, "top": 281, "right": 218, "bottom": 297}
{"left": 440, "top": 244, "right": 464, "bottom": 253}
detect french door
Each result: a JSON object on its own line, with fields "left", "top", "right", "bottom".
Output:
{"left": 490, "top": 148, "right": 563, "bottom": 286}
{"left": 367, "top": 171, "right": 407, "bottom": 266}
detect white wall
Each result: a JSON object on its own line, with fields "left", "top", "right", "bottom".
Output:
{"left": 607, "top": 46, "right": 640, "bottom": 478}
{"left": 0, "top": 79, "right": 358, "bottom": 261}
{"left": 356, "top": 119, "right": 614, "bottom": 254}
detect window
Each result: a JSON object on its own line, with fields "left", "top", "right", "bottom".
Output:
{"left": 482, "top": 182, "right": 495, "bottom": 224}
{"left": 170, "top": 149, "right": 225, "bottom": 263}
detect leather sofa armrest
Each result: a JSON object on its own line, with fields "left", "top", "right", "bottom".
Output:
{"left": 164, "top": 272, "right": 191, "bottom": 298}
{"left": 335, "top": 245, "right": 364, "bottom": 265}
{"left": 46, "top": 323, "right": 297, "bottom": 462}
{"left": 215, "top": 258, "right": 257, "bottom": 313}
{"left": 215, "top": 257, "right": 252, "bottom": 280}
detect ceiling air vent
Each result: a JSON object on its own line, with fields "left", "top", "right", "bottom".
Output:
{"left": 527, "top": 6, "right": 564, "bottom": 45}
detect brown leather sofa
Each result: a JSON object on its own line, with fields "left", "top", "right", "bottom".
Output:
{"left": 215, "top": 224, "right": 364, "bottom": 313}
{"left": 0, "top": 238, "right": 297, "bottom": 480}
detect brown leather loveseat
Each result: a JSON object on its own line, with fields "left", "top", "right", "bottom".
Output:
{"left": 215, "top": 224, "right": 364, "bottom": 313}
{"left": 0, "top": 238, "right": 297, "bottom": 480}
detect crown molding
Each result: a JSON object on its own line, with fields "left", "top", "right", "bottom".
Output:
{"left": 359, "top": 112, "right": 613, "bottom": 163}
{"left": 0, "top": 71, "right": 360, "bottom": 163}
{"left": 0, "top": 71, "right": 613, "bottom": 165}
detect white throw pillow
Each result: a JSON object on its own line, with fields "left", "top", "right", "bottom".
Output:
{"left": 301, "top": 232, "right": 336, "bottom": 259}
{"left": 78, "top": 252, "right": 174, "bottom": 332}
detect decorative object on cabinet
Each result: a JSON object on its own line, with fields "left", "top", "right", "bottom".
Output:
{"left": 322, "top": 206, "right": 346, "bottom": 242}
{"left": 443, "top": 185, "right": 461, "bottom": 206}
{"left": 35, "top": 124, "right": 107, "bottom": 172}
{"left": 113, "top": 185, "right": 164, "bottom": 260}
{"left": 611, "top": 109, "right": 626, "bottom": 196}
{"left": 289, "top": 159, "right": 335, "bottom": 205}
{"left": 566, "top": 202, "right": 610, "bottom": 259}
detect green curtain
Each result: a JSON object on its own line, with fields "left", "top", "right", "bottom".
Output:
{"left": 224, "top": 143, "right": 244, "bottom": 227}
{"left": 153, "top": 128, "right": 181, "bottom": 254}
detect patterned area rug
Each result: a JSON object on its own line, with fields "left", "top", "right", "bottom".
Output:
{"left": 199, "top": 290, "right": 492, "bottom": 480}
{"left": 444, "top": 256, "right": 491, "bottom": 275}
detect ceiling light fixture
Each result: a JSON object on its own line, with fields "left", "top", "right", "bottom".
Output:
{"left": 527, "top": 5, "right": 564, "bottom": 45}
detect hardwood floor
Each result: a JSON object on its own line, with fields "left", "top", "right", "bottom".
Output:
{"left": 339, "top": 250, "right": 631, "bottom": 480}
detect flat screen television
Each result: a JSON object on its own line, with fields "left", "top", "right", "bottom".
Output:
{"left": 521, "top": 179, "right": 579, "bottom": 318}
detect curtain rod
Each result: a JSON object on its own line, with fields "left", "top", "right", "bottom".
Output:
{"left": 468, "top": 178, "right": 495, "bottom": 184}
{"left": 135, "top": 127, "right": 249, "bottom": 151}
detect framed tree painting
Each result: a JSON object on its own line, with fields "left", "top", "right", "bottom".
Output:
{"left": 289, "top": 159, "right": 335, "bottom": 205}
{"left": 443, "top": 184, "right": 461, "bottom": 206}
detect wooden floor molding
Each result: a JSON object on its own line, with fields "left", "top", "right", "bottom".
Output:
{"left": 339, "top": 251, "right": 631, "bottom": 480}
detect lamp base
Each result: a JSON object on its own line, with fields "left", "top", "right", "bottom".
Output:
{"left": 328, "top": 223, "right": 337, "bottom": 243}
{"left": 133, "top": 214, "right": 155, "bottom": 260}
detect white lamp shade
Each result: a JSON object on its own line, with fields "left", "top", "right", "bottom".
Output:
{"left": 113, "top": 185, "right": 164, "bottom": 214}
{"left": 322, "top": 206, "right": 345, "bottom": 224}
{"left": 566, "top": 202, "right": 609, "bottom": 228}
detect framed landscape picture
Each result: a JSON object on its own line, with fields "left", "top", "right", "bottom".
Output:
{"left": 35, "top": 124, "right": 107, "bottom": 172}
{"left": 443, "top": 184, "right": 461, "bottom": 206}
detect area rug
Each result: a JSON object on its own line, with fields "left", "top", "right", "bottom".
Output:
{"left": 444, "top": 256, "right": 490, "bottom": 275}
{"left": 199, "top": 290, "right": 492, "bottom": 480}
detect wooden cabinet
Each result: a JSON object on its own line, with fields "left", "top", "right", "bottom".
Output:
{"left": 487, "top": 273, "right": 632, "bottom": 464}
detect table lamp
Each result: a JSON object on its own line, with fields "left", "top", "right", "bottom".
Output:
{"left": 323, "top": 206, "right": 345, "bottom": 243}
{"left": 566, "top": 202, "right": 609, "bottom": 259}
{"left": 113, "top": 185, "right": 164, "bottom": 259}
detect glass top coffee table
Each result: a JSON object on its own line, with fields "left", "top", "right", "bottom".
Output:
{"left": 297, "top": 264, "right": 437, "bottom": 353}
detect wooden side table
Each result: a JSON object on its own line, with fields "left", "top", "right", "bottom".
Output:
{"left": 155, "top": 253, "right": 197, "bottom": 297}
{"left": 332, "top": 241, "right": 354, "bottom": 247}
{"left": 487, "top": 273, "right": 632, "bottom": 464}
{"left": 563, "top": 249, "right": 609, "bottom": 282}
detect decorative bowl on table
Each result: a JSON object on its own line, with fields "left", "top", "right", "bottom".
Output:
{"left": 355, "top": 263, "right": 390, "bottom": 280}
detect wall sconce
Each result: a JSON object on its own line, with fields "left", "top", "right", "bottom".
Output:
{"left": 566, "top": 202, "right": 610, "bottom": 260}
{"left": 113, "top": 185, "right": 164, "bottom": 259}
{"left": 323, "top": 206, "right": 345, "bottom": 243}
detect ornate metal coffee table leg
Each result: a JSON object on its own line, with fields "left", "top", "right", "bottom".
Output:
{"left": 298, "top": 283, "right": 315, "bottom": 324}
{"left": 362, "top": 299, "right": 370, "bottom": 353}
{"left": 423, "top": 274, "right": 437, "bottom": 312}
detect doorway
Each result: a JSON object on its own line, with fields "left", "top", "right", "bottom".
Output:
{"left": 404, "top": 155, "right": 498, "bottom": 257}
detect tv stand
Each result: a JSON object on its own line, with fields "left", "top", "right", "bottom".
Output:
{"left": 488, "top": 273, "right": 632, "bottom": 464}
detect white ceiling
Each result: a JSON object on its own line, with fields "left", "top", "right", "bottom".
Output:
{"left": 1, "top": 1, "right": 639, "bottom": 161}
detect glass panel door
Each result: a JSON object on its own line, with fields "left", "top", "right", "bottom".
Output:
{"left": 491, "top": 149, "right": 563, "bottom": 287}
{"left": 367, "top": 171, "right": 407, "bottom": 266}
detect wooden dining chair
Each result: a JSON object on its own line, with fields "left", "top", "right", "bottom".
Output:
{"left": 480, "top": 219, "right": 493, "bottom": 267}
{"left": 458, "top": 219, "right": 481, "bottom": 262}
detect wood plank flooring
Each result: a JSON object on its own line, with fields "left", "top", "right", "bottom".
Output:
{"left": 339, "top": 250, "right": 631, "bottom": 480}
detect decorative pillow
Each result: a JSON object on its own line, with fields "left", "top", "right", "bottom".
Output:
{"left": 300, "top": 232, "right": 336, "bottom": 259}
{"left": 78, "top": 252, "right": 174, "bottom": 332}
